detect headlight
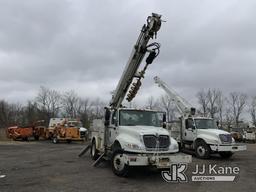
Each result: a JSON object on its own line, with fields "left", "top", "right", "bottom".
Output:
{"left": 126, "top": 143, "right": 141, "bottom": 150}
{"left": 219, "top": 134, "right": 232, "bottom": 144}
{"left": 169, "top": 138, "right": 179, "bottom": 151}
{"left": 173, "top": 143, "right": 179, "bottom": 150}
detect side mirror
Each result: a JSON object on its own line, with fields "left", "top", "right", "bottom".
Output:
{"left": 163, "top": 113, "right": 167, "bottom": 128}
{"left": 192, "top": 124, "right": 196, "bottom": 129}
{"left": 190, "top": 107, "right": 196, "bottom": 116}
{"left": 104, "top": 108, "right": 111, "bottom": 127}
{"left": 163, "top": 113, "right": 166, "bottom": 123}
{"left": 113, "top": 117, "right": 118, "bottom": 126}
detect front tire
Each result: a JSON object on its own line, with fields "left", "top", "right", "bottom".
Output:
{"left": 219, "top": 151, "right": 233, "bottom": 159}
{"left": 90, "top": 140, "right": 99, "bottom": 160}
{"left": 52, "top": 137, "right": 58, "bottom": 144}
{"left": 195, "top": 140, "right": 210, "bottom": 159}
{"left": 111, "top": 150, "right": 129, "bottom": 177}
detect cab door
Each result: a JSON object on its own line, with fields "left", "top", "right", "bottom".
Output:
{"left": 107, "top": 111, "right": 119, "bottom": 146}
{"left": 183, "top": 118, "right": 197, "bottom": 142}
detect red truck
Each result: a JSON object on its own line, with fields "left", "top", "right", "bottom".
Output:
{"left": 6, "top": 120, "right": 46, "bottom": 141}
{"left": 7, "top": 126, "right": 33, "bottom": 141}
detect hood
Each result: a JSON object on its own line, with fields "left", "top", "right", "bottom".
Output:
{"left": 119, "top": 125, "right": 169, "bottom": 137}
{"left": 198, "top": 128, "right": 230, "bottom": 136}
{"left": 79, "top": 127, "right": 87, "bottom": 132}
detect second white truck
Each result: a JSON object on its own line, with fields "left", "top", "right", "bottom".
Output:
{"left": 154, "top": 76, "right": 247, "bottom": 159}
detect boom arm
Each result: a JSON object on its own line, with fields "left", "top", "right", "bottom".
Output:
{"left": 154, "top": 76, "right": 195, "bottom": 116}
{"left": 110, "top": 13, "right": 162, "bottom": 109}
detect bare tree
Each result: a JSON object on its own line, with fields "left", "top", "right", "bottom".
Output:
{"left": 62, "top": 90, "right": 79, "bottom": 118}
{"left": 224, "top": 107, "right": 234, "bottom": 131}
{"left": 228, "top": 92, "right": 247, "bottom": 128}
{"left": 250, "top": 96, "right": 256, "bottom": 127}
{"left": 0, "top": 100, "right": 10, "bottom": 127}
{"left": 48, "top": 89, "right": 62, "bottom": 117}
{"left": 9, "top": 103, "right": 24, "bottom": 125}
{"left": 91, "top": 98, "right": 105, "bottom": 119}
{"left": 24, "top": 101, "right": 40, "bottom": 125}
{"left": 215, "top": 91, "right": 225, "bottom": 126}
{"left": 160, "top": 95, "right": 175, "bottom": 122}
{"left": 77, "top": 98, "right": 92, "bottom": 128}
{"left": 145, "top": 96, "right": 157, "bottom": 110}
{"left": 36, "top": 86, "right": 62, "bottom": 120}
{"left": 207, "top": 89, "right": 219, "bottom": 118}
{"left": 0, "top": 100, "right": 25, "bottom": 127}
{"left": 196, "top": 90, "right": 209, "bottom": 117}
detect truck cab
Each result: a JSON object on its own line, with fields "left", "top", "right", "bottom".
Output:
{"left": 175, "top": 116, "right": 247, "bottom": 159}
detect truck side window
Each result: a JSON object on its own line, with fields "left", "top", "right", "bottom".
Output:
{"left": 185, "top": 119, "right": 193, "bottom": 129}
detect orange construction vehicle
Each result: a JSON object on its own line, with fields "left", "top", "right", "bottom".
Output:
{"left": 7, "top": 126, "right": 34, "bottom": 141}
{"left": 33, "top": 120, "right": 47, "bottom": 140}
{"left": 47, "top": 118, "right": 87, "bottom": 144}
{"left": 6, "top": 120, "right": 46, "bottom": 141}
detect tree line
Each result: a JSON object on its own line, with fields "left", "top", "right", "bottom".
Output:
{"left": 0, "top": 86, "right": 106, "bottom": 129}
{"left": 145, "top": 89, "right": 256, "bottom": 129}
{"left": 0, "top": 86, "right": 255, "bottom": 129}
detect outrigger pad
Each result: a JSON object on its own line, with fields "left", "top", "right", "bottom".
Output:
{"left": 92, "top": 153, "right": 105, "bottom": 167}
{"left": 78, "top": 144, "right": 91, "bottom": 157}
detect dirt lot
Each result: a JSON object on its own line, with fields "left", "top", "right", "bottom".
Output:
{"left": 0, "top": 141, "right": 255, "bottom": 192}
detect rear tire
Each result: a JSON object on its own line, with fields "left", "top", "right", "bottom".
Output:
{"left": 90, "top": 140, "right": 99, "bottom": 160}
{"left": 195, "top": 140, "right": 210, "bottom": 159}
{"left": 219, "top": 151, "right": 233, "bottom": 159}
{"left": 52, "top": 137, "right": 58, "bottom": 144}
{"left": 111, "top": 149, "right": 129, "bottom": 177}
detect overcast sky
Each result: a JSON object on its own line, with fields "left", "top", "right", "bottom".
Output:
{"left": 0, "top": 0, "right": 255, "bottom": 107}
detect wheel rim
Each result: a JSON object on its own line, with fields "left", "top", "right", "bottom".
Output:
{"left": 197, "top": 145, "right": 206, "bottom": 157}
{"left": 113, "top": 154, "right": 125, "bottom": 171}
{"left": 92, "top": 143, "right": 96, "bottom": 156}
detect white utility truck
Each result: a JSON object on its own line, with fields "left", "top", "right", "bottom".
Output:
{"left": 243, "top": 130, "right": 256, "bottom": 143}
{"left": 154, "top": 76, "right": 247, "bottom": 159}
{"left": 90, "top": 13, "right": 192, "bottom": 176}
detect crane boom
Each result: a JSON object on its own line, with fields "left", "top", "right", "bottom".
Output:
{"left": 154, "top": 76, "right": 195, "bottom": 116}
{"left": 110, "top": 13, "right": 162, "bottom": 109}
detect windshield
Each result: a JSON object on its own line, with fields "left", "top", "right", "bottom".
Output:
{"left": 67, "top": 121, "right": 82, "bottom": 128}
{"left": 119, "top": 110, "right": 163, "bottom": 127}
{"left": 194, "top": 119, "right": 218, "bottom": 129}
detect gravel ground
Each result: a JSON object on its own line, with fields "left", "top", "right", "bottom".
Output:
{"left": 0, "top": 141, "right": 255, "bottom": 192}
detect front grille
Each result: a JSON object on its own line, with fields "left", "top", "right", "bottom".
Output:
{"left": 143, "top": 135, "right": 170, "bottom": 150}
{"left": 219, "top": 134, "right": 232, "bottom": 143}
{"left": 80, "top": 131, "right": 86, "bottom": 138}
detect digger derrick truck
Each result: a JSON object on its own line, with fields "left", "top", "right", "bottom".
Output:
{"left": 90, "top": 13, "right": 192, "bottom": 176}
{"left": 154, "top": 76, "right": 247, "bottom": 159}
